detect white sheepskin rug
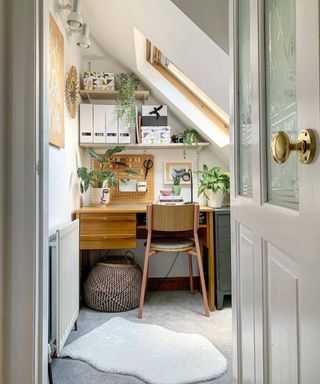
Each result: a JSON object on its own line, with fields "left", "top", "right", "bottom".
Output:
{"left": 61, "top": 317, "right": 227, "bottom": 384}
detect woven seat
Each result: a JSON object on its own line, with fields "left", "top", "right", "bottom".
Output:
{"left": 150, "top": 237, "right": 194, "bottom": 251}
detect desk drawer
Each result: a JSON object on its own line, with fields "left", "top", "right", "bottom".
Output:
{"left": 81, "top": 213, "right": 136, "bottom": 222}
{"left": 79, "top": 213, "right": 136, "bottom": 249}
{"left": 81, "top": 213, "right": 136, "bottom": 233}
{"left": 80, "top": 235, "right": 136, "bottom": 250}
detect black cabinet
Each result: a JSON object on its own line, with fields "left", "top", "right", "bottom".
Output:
{"left": 214, "top": 208, "right": 231, "bottom": 310}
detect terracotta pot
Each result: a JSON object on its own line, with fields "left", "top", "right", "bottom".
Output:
{"left": 91, "top": 188, "right": 110, "bottom": 206}
{"left": 205, "top": 189, "right": 224, "bottom": 208}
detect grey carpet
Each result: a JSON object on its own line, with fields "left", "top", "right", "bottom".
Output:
{"left": 52, "top": 291, "right": 232, "bottom": 384}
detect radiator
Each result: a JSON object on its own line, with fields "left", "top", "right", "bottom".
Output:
{"left": 49, "top": 219, "right": 79, "bottom": 356}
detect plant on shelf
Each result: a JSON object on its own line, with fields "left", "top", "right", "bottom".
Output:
{"left": 171, "top": 169, "right": 183, "bottom": 196}
{"left": 77, "top": 146, "right": 138, "bottom": 206}
{"left": 196, "top": 165, "right": 230, "bottom": 208}
{"left": 182, "top": 128, "right": 199, "bottom": 159}
{"left": 116, "top": 73, "right": 140, "bottom": 134}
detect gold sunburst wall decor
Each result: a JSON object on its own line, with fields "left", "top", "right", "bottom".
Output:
{"left": 65, "top": 65, "right": 79, "bottom": 119}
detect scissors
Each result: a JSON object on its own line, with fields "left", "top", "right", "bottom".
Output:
{"left": 143, "top": 158, "right": 153, "bottom": 180}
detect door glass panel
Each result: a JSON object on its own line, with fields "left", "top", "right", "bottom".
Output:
{"left": 265, "top": 0, "right": 298, "bottom": 209}
{"left": 238, "top": 0, "right": 252, "bottom": 196}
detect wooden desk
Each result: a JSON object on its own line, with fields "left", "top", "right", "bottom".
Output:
{"left": 75, "top": 204, "right": 215, "bottom": 311}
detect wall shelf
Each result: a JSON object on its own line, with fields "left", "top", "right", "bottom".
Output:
{"left": 79, "top": 142, "right": 211, "bottom": 150}
{"left": 79, "top": 89, "right": 150, "bottom": 101}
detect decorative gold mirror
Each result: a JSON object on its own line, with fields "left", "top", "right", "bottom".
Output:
{"left": 65, "top": 65, "right": 79, "bottom": 119}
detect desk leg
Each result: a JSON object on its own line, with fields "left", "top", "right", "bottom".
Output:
{"left": 207, "top": 211, "right": 215, "bottom": 311}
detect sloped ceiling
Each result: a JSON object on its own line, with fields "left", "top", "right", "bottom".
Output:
{"left": 171, "top": 0, "right": 229, "bottom": 54}
{"left": 81, "top": 0, "right": 230, "bottom": 159}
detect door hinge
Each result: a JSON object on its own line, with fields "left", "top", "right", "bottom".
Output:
{"left": 35, "top": 161, "right": 40, "bottom": 175}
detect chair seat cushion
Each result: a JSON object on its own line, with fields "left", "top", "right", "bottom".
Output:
{"left": 150, "top": 237, "right": 194, "bottom": 251}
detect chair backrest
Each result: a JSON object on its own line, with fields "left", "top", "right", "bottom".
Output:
{"left": 148, "top": 204, "right": 199, "bottom": 232}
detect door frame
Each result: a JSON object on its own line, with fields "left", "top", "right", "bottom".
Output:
{"left": 3, "top": 0, "right": 49, "bottom": 383}
{"left": 229, "top": 0, "right": 265, "bottom": 382}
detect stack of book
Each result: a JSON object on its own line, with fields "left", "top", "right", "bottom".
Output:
{"left": 158, "top": 195, "right": 184, "bottom": 205}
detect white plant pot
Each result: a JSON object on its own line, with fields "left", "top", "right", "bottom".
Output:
{"left": 91, "top": 188, "right": 110, "bottom": 206}
{"left": 205, "top": 189, "right": 224, "bottom": 208}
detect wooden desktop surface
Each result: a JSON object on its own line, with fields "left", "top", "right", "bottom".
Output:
{"left": 75, "top": 204, "right": 215, "bottom": 311}
{"left": 74, "top": 204, "right": 213, "bottom": 214}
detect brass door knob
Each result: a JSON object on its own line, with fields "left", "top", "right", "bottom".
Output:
{"left": 271, "top": 129, "right": 316, "bottom": 164}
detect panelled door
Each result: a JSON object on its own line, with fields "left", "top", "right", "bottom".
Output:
{"left": 230, "top": 0, "right": 320, "bottom": 383}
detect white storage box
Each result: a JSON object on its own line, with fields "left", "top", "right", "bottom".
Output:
{"left": 118, "top": 117, "right": 132, "bottom": 144}
{"left": 105, "top": 105, "right": 118, "bottom": 143}
{"left": 80, "top": 104, "right": 93, "bottom": 143}
{"left": 141, "top": 126, "right": 171, "bottom": 144}
{"left": 93, "top": 105, "right": 106, "bottom": 143}
{"left": 142, "top": 105, "right": 168, "bottom": 126}
{"left": 83, "top": 72, "right": 115, "bottom": 91}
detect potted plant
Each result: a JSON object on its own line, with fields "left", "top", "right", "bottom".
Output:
{"left": 197, "top": 165, "right": 230, "bottom": 208}
{"left": 116, "top": 73, "right": 139, "bottom": 135}
{"left": 171, "top": 168, "right": 183, "bottom": 196}
{"left": 182, "top": 128, "right": 199, "bottom": 159}
{"left": 77, "top": 146, "right": 137, "bottom": 206}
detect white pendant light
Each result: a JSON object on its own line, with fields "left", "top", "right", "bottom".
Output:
{"left": 67, "top": 0, "right": 83, "bottom": 30}
{"left": 77, "top": 24, "right": 90, "bottom": 49}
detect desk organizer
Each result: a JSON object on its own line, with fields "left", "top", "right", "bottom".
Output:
{"left": 93, "top": 154, "right": 154, "bottom": 203}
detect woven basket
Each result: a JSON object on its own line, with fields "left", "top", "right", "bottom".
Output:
{"left": 84, "top": 253, "right": 142, "bottom": 312}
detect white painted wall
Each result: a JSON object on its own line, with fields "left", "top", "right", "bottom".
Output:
{"left": 48, "top": 3, "right": 86, "bottom": 228}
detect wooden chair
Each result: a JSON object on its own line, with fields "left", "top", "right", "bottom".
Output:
{"left": 138, "top": 204, "right": 210, "bottom": 318}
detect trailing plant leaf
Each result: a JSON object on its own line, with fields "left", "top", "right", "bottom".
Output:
{"left": 182, "top": 128, "right": 199, "bottom": 159}
{"left": 116, "top": 73, "right": 139, "bottom": 133}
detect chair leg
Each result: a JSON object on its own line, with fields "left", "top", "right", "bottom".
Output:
{"left": 138, "top": 245, "right": 151, "bottom": 319}
{"left": 188, "top": 252, "right": 194, "bottom": 295}
{"left": 195, "top": 239, "right": 210, "bottom": 317}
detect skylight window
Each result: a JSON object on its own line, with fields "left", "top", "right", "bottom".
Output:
{"left": 146, "top": 40, "right": 229, "bottom": 130}
{"left": 165, "top": 61, "right": 229, "bottom": 125}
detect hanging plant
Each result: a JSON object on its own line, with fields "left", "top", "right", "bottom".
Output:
{"left": 116, "top": 73, "right": 140, "bottom": 132}
{"left": 182, "top": 128, "right": 199, "bottom": 159}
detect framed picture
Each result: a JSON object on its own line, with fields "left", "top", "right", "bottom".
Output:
{"left": 49, "top": 13, "right": 65, "bottom": 148}
{"left": 163, "top": 161, "right": 193, "bottom": 184}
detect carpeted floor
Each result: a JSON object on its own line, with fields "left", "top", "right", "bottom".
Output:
{"left": 52, "top": 291, "right": 232, "bottom": 384}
